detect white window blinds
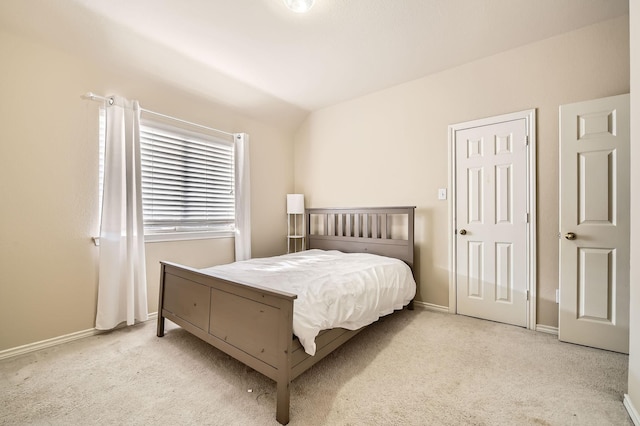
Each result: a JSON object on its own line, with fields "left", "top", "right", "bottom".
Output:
{"left": 139, "top": 119, "right": 235, "bottom": 234}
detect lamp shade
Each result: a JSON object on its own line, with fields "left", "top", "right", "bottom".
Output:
{"left": 287, "top": 194, "right": 305, "bottom": 214}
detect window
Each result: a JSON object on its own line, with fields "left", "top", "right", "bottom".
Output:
{"left": 140, "top": 118, "right": 235, "bottom": 237}
{"left": 99, "top": 110, "right": 236, "bottom": 240}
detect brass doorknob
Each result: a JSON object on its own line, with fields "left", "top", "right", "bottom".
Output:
{"left": 459, "top": 229, "right": 467, "bottom": 235}
{"left": 564, "top": 232, "right": 577, "bottom": 240}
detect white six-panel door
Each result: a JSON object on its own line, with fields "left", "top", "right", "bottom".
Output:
{"left": 453, "top": 115, "right": 531, "bottom": 327}
{"left": 559, "top": 94, "right": 630, "bottom": 354}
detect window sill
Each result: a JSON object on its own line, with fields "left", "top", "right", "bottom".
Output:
{"left": 145, "top": 231, "right": 235, "bottom": 243}
{"left": 92, "top": 231, "right": 234, "bottom": 246}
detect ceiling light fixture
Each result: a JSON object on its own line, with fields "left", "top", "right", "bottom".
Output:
{"left": 283, "top": 0, "right": 315, "bottom": 13}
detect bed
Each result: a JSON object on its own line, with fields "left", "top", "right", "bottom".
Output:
{"left": 156, "top": 206, "right": 415, "bottom": 424}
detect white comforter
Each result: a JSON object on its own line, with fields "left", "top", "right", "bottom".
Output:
{"left": 200, "top": 249, "right": 416, "bottom": 356}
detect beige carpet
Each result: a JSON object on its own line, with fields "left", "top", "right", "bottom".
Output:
{"left": 0, "top": 310, "right": 631, "bottom": 425}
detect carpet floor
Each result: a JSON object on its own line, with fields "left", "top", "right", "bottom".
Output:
{"left": 0, "top": 310, "right": 632, "bottom": 425}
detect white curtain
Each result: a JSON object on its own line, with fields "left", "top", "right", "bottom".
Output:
{"left": 96, "top": 96, "right": 148, "bottom": 330}
{"left": 234, "top": 133, "right": 251, "bottom": 261}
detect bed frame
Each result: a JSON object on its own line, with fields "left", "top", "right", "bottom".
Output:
{"left": 156, "top": 206, "right": 415, "bottom": 424}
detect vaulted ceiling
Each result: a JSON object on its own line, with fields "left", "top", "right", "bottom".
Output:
{"left": 0, "top": 0, "right": 629, "bottom": 121}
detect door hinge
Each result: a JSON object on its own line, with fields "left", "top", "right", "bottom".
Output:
{"left": 526, "top": 290, "right": 530, "bottom": 301}
{"left": 525, "top": 135, "right": 529, "bottom": 146}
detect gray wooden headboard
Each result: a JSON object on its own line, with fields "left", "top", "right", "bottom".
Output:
{"left": 305, "top": 206, "right": 415, "bottom": 270}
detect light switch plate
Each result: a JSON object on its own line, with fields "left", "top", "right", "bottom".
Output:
{"left": 438, "top": 188, "right": 447, "bottom": 200}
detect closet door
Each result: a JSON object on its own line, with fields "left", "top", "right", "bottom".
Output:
{"left": 559, "top": 94, "right": 630, "bottom": 354}
{"left": 454, "top": 116, "right": 530, "bottom": 327}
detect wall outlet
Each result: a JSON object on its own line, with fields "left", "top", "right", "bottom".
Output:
{"left": 438, "top": 188, "right": 447, "bottom": 200}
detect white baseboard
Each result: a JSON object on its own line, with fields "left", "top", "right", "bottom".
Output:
{"left": 535, "top": 324, "right": 559, "bottom": 335}
{"left": 412, "top": 301, "right": 450, "bottom": 313}
{"left": 625, "top": 394, "right": 640, "bottom": 425}
{"left": 410, "top": 304, "right": 558, "bottom": 334}
{"left": 0, "top": 312, "right": 158, "bottom": 361}
{"left": 0, "top": 327, "right": 102, "bottom": 361}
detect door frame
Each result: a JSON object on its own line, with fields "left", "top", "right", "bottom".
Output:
{"left": 448, "top": 109, "right": 537, "bottom": 330}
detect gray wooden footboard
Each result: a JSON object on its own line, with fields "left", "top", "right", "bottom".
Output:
{"left": 157, "top": 261, "right": 297, "bottom": 424}
{"left": 157, "top": 206, "right": 415, "bottom": 424}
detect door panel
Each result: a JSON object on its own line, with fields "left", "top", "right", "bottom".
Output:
{"left": 455, "top": 118, "right": 528, "bottom": 327}
{"left": 559, "top": 93, "right": 629, "bottom": 353}
{"left": 466, "top": 241, "right": 484, "bottom": 298}
{"left": 495, "top": 164, "right": 512, "bottom": 224}
{"left": 578, "top": 248, "right": 613, "bottom": 321}
{"left": 495, "top": 242, "right": 512, "bottom": 303}
{"left": 579, "top": 150, "right": 614, "bottom": 224}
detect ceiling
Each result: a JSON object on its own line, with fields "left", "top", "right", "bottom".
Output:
{"left": 0, "top": 0, "right": 629, "bottom": 121}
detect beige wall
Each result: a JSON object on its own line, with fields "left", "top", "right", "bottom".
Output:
{"left": 0, "top": 29, "right": 296, "bottom": 351}
{"left": 627, "top": 0, "right": 639, "bottom": 421}
{"left": 0, "top": 9, "right": 633, "bottom": 355}
{"left": 294, "top": 16, "right": 630, "bottom": 327}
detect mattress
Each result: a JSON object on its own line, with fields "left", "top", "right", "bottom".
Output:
{"left": 200, "top": 249, "right": 416, "bottom": 356}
